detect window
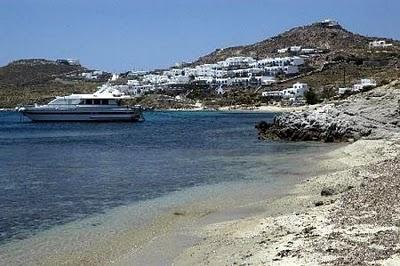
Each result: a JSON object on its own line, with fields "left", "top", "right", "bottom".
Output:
{"left": 101, "top": 100, "right": 109, "bottom": 105}
{"left": 94, "top": 99, "right": 100, "bottom": 105}
{"left": 85, "top": 99, "right": 93, "bottom": 105}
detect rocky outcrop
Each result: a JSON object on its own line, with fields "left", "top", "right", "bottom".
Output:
{"left": 257, "top": 81, "right": 400, "bottom": 142}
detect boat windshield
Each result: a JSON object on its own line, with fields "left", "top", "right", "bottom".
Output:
{"left": 48, "top": 98, "right": 82, "bottom": 105}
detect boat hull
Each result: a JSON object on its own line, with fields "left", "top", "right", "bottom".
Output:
{"left": 20, "top": 109, "right": 143, "bottom": 122}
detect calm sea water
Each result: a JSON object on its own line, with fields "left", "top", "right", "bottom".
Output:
{"left": 0, "top": 111, "right": 331, "bottom": 244}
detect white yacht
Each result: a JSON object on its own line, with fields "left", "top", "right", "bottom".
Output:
{"left": 17, "top": 87, "right": 144, "bottom": 122}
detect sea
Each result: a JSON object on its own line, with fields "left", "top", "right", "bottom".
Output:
{"left": 0, "top": 111, "right": 338, "bottom": 262}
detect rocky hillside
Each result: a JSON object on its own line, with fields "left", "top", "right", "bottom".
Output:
{"left": 0, "top": 59, "right": 85, "bottom": 86}
{"left": 0, "top": 59, "right": 102, "bottom": 108}
{"left": 194, "top": 21, "right": 399, "bottom": 65}
{"left": 256, "top": 80, "right": 400, "bottom": 142}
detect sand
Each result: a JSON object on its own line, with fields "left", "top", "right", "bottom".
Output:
{"left": 172, "top": 136, "right": 400, "bottom": 265}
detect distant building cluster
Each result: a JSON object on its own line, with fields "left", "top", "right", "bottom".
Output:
{"left": 111, "top": 55, "right": 305, "bottom": 96}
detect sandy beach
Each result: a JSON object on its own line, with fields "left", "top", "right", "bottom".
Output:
{"left": 173, "top": 136, "right": 400, "bottom": 265}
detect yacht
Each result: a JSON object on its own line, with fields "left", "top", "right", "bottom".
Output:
{"left": 17, "top": 87, "right": 144, "bottom": 122}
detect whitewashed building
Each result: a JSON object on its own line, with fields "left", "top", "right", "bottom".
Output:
{"left": 277, "top": 48, "right": 289, "bottom": 54}
{"left": 262, "top": 90, "right": 283, "bottom": 97}
{"left": 218, "top": 57, "right": 256, "bottom": 68}
{"left": 338, "top": 87, "right": 352, "bottom": 95}
{"left": 127, "top": 80, "right": 140, "bottom": 86}
{"left": 369, "top": 40, "right": 393, "bottom": 48}
{"left": 283, "top": 82, "right": 309, "bottom": 98}
{"left": 290, "top": 46, "right": 302, "bottom": 53}
{"left": 353, "top": 78, "right": 377, "bottom": 91}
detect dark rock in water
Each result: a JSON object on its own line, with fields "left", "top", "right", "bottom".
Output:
{"left": 321, "top": 187, "right": 336, "bottom": 196}
{"left": 315, "top": 201, "right": 324, "bottom": 206}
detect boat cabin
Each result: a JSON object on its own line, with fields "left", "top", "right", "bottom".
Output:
{"left": 47, "top": 94, "right": 126, "bottom": 106}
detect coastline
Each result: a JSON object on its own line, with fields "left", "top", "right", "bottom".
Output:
{"left": 155, "top": 105, "right": 307, "bottom": 113}
{"left": 0, "top": 139, "right": 340, "bottom": 266}
{"left": 173, "top": 136, "right": 400, "bottom": 265}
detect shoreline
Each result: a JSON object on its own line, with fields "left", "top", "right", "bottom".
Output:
{"left": 154, "top": 105, "right": 307, "bottom": 113}
{"left": 173, "top": 136, "right": 400, "bottom": 265}
{"left": 0, "top": 141, "right": 340, "bottom": 265}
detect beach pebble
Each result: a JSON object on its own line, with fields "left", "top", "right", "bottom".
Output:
{"left": 321, "top": 187, "right": 336, "bottom": 196}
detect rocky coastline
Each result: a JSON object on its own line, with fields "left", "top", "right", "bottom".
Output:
{"left": 256, "top": 80, "right": 400, "bottom": 142}
{"left": 172, "top": 80, "right": 400, "bottom": 265}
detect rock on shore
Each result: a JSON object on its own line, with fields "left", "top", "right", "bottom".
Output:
{"left": 257, "top": 80, "right": 400, "bottom": 142}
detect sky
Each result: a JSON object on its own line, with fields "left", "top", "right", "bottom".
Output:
{"left": 1, "top": 0, "right": 399, "bottom": 72}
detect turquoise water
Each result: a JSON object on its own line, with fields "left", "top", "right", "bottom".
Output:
{"left": 0, "top": 111, "right": 332, "bottom": 245}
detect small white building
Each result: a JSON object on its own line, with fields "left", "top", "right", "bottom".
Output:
{"left": 168, "top": 75, "right": 190, "bottom": 85}
{"left": 216, "top": 85, "right": 225, "bottom": 95}
{"left": 320, "top": 19, "right": 339, "bottom": 27}
{"left": 353, "top": 78, "right": 377, "bottom": 91}
{"left": 127, "top": 80, "right": 140, "bottom": 86}
{"left": 283, "top": 65, "right": 299, "bottom": 75}
{"left": 262, "top": 91, "right": 283, "bottom": 97}
{"left": 338, "top": 87, "right": 352, "bottom": 95}
{"left": 300, "top": 48, "right": 316, "bottom": 54}
{"left": 290, "top": 46, "right": 302, "bottom": 53}
{"left": 66, "top": 59, "right": 80, "bottom": 65}
{"left": 290, "top": 56, "right": 305, "bottom": 66}
{"left": 283, "top": 82, "right": 309, "bottom": 98}
{"left": 277, "top": 48, "right": 289, "bottom": 54}
{"left": 111, "top": 73, "right": 120, "bottom": 81}
{"left": 218, "top": 57, "right": 256, "bottom": 68}
{"left": 260, "top": 76, "right": 276, "bottom": 85}
{"left": 369, "top": 40, "right": 393, "bottom": 48}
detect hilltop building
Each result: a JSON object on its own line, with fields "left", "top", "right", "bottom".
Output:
{"left": 319, "top": 19, "right": 339, "bottom": 27}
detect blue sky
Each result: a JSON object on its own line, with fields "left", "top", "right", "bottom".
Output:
{"left": 1, "top": 0, "right": 399, "bottom": 72}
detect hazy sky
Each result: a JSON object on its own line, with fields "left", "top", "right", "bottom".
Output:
{"left": 1, "top": 0, "right": 399, "bottom": 72}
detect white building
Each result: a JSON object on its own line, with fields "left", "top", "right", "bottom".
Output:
{"left": 168, "top": 75, "right": 190, "bottom": 85}
{"left": 320, "top": 19, "right": 339, "bottom": 27}
{"left": 81, "top": 72, "right": 97, "bottom": 80}
{"left": 338, "top": 87, "right": 352, "bottom": 95}
{"left": 262, "top": 90, "right": 283, "bottom": 97}
{"left": 111, "top": 73, "right": 120, "bottom": 81}
{"left": 289, "top": 46, "right": 302, "bottom": 53}
{"left": 369, "top": 40, "right": 393, "bottom": 48}
{"left": 353, "top": 78, "right": 377, "bottom": 91}
{"left": 216, "top": 86, "right": 225, "bottom": 95}
{"left": 300, "top": 48, "right": 316, "bottom": 54}
{"left": 283, "top": 82, "right": 309, "bottom": 98}
{"left": 127, "top": 80, "right": 140, "bottom": 86}
{"left": 126, "top": 84, "right": 155, "bottom": 95}
{"left": 66, "top": 59, "right": 80, "bottom": 65}
{"left": 277, "top": 48, "right": 289, "bottom": 54}
{"left": 218, "top": 57, "right": 256, "bottom": 68}
{"left": 290, "top": 56, "right": 305, "bottom": 66}
{"left": 142, "top": 74, "right": 170, "bottom": 85}
{"left": 283, "top": 65, "right": 299, "bottom": 75}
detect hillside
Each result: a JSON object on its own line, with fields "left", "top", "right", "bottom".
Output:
{"left": 194, "top": 21, "right": 399, "bottom": 65}
{"left": 1, "top": 20, "right": 400, "bottom": 109}
{"left": 0, "top": 59, "right": 84, "bottom": 86}
{"left": 0, "top": 59, "right": 105, "bottom": 108}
